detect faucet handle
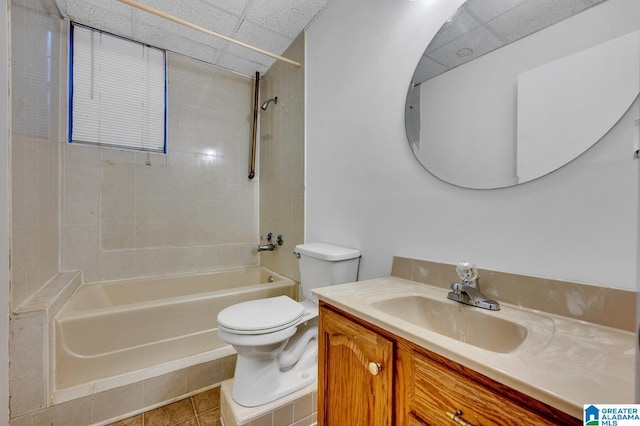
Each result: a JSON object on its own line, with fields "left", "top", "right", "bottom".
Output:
{"left": 456, "top": 261, "right": 478, "bottom": 283}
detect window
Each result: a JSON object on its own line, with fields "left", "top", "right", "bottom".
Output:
{"left": 69, "top": 24, "right": 166, "bottom": 152}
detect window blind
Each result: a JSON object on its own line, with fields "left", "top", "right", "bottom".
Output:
{"left": 70, "top": 25, "right": 166, "bottom": 152}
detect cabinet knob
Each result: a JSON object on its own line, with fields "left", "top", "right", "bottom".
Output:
{"left": 447, "top": 410, "right": 474, "bottom": 426}
{"left": 368, "top": 362, "right": 382, "bottom": 376}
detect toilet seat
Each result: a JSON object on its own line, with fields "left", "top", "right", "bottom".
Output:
{"left": 217, "top": 296, "right": 304, "bottom": 335}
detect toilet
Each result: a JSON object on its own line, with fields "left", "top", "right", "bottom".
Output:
{"left": 217, "top": 242, "right": 360, "bottom": 407}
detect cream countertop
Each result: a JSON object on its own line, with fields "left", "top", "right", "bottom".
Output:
{"left": 313, "top": 277, "right": 635, "bottom": 419}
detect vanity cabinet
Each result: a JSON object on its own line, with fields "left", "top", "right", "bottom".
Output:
{"left": 318, "top": 303, "right": 580, "bottom": 426}
{"left": 318, "top": 306, "right": 394, "bottom": 425}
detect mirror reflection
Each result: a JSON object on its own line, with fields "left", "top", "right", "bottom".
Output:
{"left": 405, "top": 0, "right": 640, "bottom": 189}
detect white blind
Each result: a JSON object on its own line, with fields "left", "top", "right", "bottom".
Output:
{"left": 71, "top": 25, "right": 166, "bottom": 152}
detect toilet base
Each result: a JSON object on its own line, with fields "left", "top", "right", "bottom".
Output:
{"left": 220, "top": 378, "right": 317, "bottom": 426}
{"left": 231, "top": 341, "right": 318, "bottom": 407}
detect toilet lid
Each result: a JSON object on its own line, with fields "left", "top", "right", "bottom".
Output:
{"left": 217, "top": 296, "right": 304, "bottom": 335}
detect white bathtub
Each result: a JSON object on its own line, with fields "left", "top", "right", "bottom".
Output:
{"left": 53, "top": 267, "right": 297, "bottom": 397}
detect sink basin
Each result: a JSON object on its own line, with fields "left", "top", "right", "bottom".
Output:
{"left": 371, "top": 295, "right": 528, "bottom": 353}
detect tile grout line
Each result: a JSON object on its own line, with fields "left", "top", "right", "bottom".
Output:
{"left": 190, "top": 395, "right": 201, "bottom": 426}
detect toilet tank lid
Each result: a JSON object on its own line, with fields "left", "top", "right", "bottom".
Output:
{"left": 295, "top": 243, "right": 360, "bottom": 261}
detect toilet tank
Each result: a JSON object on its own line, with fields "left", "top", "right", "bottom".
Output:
{"left": 295, "top": 243, "right": 360, "bottom": 303}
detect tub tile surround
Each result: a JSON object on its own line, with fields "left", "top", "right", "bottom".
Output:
{"left": 259, "top": 33, "right": 305, "bottom": 282}
{"left": 391, "top": 256, "right": 635, "bottom": 331}
{"left": 62, "top": 52, "right": 260, "bottom": 284}
{"left": 9, "top": 271, "right": 81, "bottom": 418}
{"left": 10, "top": 0, "right": 63, "bottom": 309}
{"left": 220, "top": 380, "right": 317, "bottom": 426}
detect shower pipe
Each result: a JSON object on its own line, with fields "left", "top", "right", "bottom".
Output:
{"left": 248, "top": 72, "right": 259, "bottom": 180}
{"left": 118, "top": 0, "right": 302, "bottom": 67}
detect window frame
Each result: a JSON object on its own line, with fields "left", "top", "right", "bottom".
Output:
{"left": 68, "top": 23, "right": 167, "bottom": 153}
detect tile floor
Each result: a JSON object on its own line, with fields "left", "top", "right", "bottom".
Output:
{"left": 109, "top": 387, "right": 221, "bottom": 426}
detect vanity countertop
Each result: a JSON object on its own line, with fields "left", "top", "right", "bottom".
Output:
{"left": 313, "top": 277, "right": 635, "bottom": 419}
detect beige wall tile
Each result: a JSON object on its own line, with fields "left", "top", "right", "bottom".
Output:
{"left": 63, "top": 224, "right": 99, "bottom": 254}
{"left": 134, "top": 249, "right": 165, "bottom": 278}
{"left": 62, "top": 252, "right": 100, "bottom": 282}
{"left": 9, "top": 371, "right": 45, "bottom": 417}
{"left": 248, "top": 413, "right": 272, "bottom": 426}
{"left": 259, "top": 34, "right": 305, "bottom": 282}
{"left": 185, "top": 360, "right": 223, "bottom": 393}
{"left": 49, "top": 396, "right": 92, "bottom": 426}
{"left": 142, "top": 370, "right": 187, "bottom": 407}
{"left": 273, "top": 402, "right": 294, "bottom": 425}
{"left": 61, "top": 55, "right": 258, "bottom": 281}
{"left": 64, "top": 195, "right": 100, "bottom": 225}
{"left": 102, "top": 195, "right": 136, "bottom": 224}
{"left": 9, "top": 325, "right": 43, "bottom": 379}
{"left": 101, "top": 251, "right": 136, "bottom": 281}
{"left": 8, "top": 414, "right": 31, "bottom": 426}
{"left": 92, "top": 382, "right": 143, "bottom": 424}
{"left": 102, "top": 224, "right": 136, "bottom": 250}
{"left": 11, "top": 27, "right": 62, "bottom": 304}
{"left": 292, "top": 393, "right": 312, "bottom": 422}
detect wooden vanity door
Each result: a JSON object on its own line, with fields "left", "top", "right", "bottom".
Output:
{"left": 318, "top": 306, "right": 394, "bottom": 426}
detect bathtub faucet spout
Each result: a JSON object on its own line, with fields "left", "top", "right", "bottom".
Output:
{"left": 258, "top": 243, "right": 275, "bottom": 251}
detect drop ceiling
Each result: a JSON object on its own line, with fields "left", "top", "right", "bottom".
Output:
{"left": 54, "top": 0, "right": 330, "bottom": 77}
{"left": 415, "top": 0, "right": 608, "bottom": 83}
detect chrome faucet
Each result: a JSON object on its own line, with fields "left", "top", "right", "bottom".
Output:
{"left": 257, "top": 232, "right": 284, "bottom": 252}
{"left": 447, "top": 261, "right": 500, "bottom": 311}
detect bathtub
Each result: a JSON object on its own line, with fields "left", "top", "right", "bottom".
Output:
{"left": 53, "top": 267, "right": 297, "bottom": 398}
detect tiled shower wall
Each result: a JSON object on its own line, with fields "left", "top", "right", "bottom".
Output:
{"left": 10, "top": 0, "right": 62, "bottom": 308}
{"left": 62, "top": 53, "right": 260, "bottom": 282}
{"left": 259, "top": 33, "right": 305, "bottom": 282}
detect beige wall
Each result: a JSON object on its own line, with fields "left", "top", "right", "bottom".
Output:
{"left": 259, "top": 33, "right": 305, "bottom": 282}
{"left": 62, "top": 53, "right": 260, "bottom": 282}
{"left": 10, "top": 1, "right": 62, "bottom": 308}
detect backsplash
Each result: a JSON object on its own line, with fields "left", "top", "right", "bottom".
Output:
{"left": 391, "top": 256, "right": 635, "bottom": 332}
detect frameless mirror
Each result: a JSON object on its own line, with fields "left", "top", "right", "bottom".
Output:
{"left": 405, "top": 0, "right": 640, "bottom": 189}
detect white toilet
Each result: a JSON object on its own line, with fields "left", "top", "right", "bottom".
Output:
{"left": 217, "top": 242, "right": 360, "bottom": 407}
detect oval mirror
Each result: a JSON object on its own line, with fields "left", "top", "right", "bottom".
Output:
{"left": 405, "top": 0, "right": 640, "bottom": 189}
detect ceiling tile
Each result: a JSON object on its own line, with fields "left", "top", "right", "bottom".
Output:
{"left": 234, "top": 20, "right": 293, "bottom": 58}
{"left": 413, "top": 56, "right": 448, "bottom": 84}
{"left": 132, "top": 11, "right": 231, "bottom": 51}
{"left": 465, "top": 0, "right": 528, "bottom": 22}
{"left": 139, "top": 0, "right": 239, "bottom": 37}
{"left": 427, "top": 26, "right": 503, "bottom": 69}
{"left": 134, "top": 23, "right": 221, "bottom": 62}
{"left": 487, "top": 0, "right": 591, "bottom": 44}
{"left": 216, "top": 51, "right": 270, "bottom": 77}
{"left": 59, "top": 0, "right": 133, "bottom": 38}
{"left": 426, "top": 8, "right": 482, "bottom": 53}
{"left": 55, "top": 0, "right": 331, "bottom": 76}
{"left": 200, "top": 0, "right": 251, "bottom": 17}
{"left": 246, "top": 0, "right": 328, "bottom": 39}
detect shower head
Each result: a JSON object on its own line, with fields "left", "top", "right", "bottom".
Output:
{"left": 260, "top": 96, "right": 278, "bottom": 110}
